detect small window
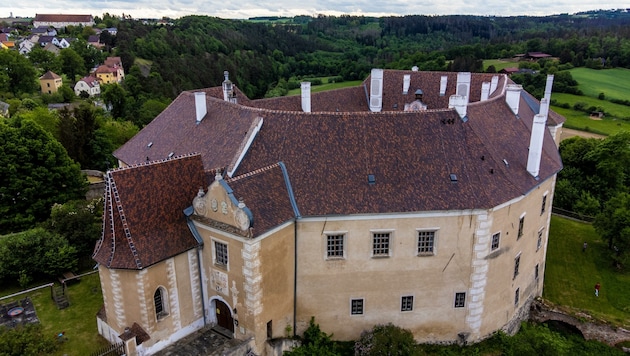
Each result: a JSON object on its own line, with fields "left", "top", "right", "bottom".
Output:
{"left": 326, "top": 234, "right": 345, "bottom": 259}
{"left": 401, "top": 296, "right": 413, "bottom": 312}
{"left": 214, "top": 241, "right": 228, "bottom": 267}
{"left": 537, "top": 229, "right": 543, "bottom": 251}
{"left": 417, "top": 231, "right": 436, "bottom": 256}
{"left": 372, "top": 232, "right": 391, "bottom": 257}
{"left": 535, "top": 264, "right": 539, "bottom": 281}
{"left": 454, "top": 292, "right": 466, "bottom": 308}
{"left": 491, "top": 232, "right": 500, "bottom": 250}
{"left": 47, "top": 83, "right": 50, "bottom": 87}
{"left": 517, "top": 215, "right": 525, "bottom": 239}
{"left": 514, "top": 288, "right": 520, "bottom": 306}
{"left": 513, "top": 254, "right": 521, "bottom": 279}
{"left": 266, "top": 320, "right": 272, "bottom": 339}
{"left": 541, "top": 194, "right": 547, "bottom": 215}
{"left": 154, "top": 287, "right": 168, "bottom": 320}
{"left": 351, "top": 299, "right": 364, "bottom": 315}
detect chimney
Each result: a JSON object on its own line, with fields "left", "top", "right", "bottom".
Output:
{"left": 301, "top": 82, "right": 311, "bottom": 112}
{"left": 505, "top": 84, "right": 523, "bottom": 115}
{"left": 539, "top": 97, "right": 550, "bottom": 118}
{"left": 544, "top": 74, "right": 554, "bottom": 100}
{"left": 449, "top": 94, "right": 467, "bottom": 119}
{"left": 480, "top": 82, "right": 490, "bottom": 101}
{"left": 411, "top": 66, "right": 419, "bottom": 72}
{"left": 490, "top": 75, "right": 499, "bottom": 94}
{"left": 456, "top": 72, "right": 471, "bottom": 103}
{"left": 369, "top": 68, "right": 383, "bottom": 112}
{"left": 194, "top": 91, "right": 207, "bottom": 123}
{"left": 527, "top": 114, "right": 547, "bottom": 178}
{"left": 222, "top": 70, "right": 233, "bottom": 102}
{"left": 440, "top": 76, "right": 448, "bottom": 96}
{"left": 403, "top": 74, "right": 411, "bottom": 95}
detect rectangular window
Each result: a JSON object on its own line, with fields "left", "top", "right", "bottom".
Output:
{"left": 214, "top": 241, "right": 228, "bottom": 267}
{"left": 515, "top": 288, "right": 520, "bottom": 306}
{"left": 351, "top": 299, "right": 364, "bottom": 315}
{"left": 513, "top": 254, "right": 521, "bottom": 279}
{"left": 535, "top": 264, "right": 539, "bottom": 281}
{"left": 401, "top": 296, "right": 413, "bottom": 311}
{"left": 326, "top": 234, "right": 345, "bottom": 259}
{"left": 454, "top": 292, "right": 466, "bottom": 308}
{"left": 541, "top": 194, "right": 547, "bottom": 215}
{"left": 491, "top": 232, "right": 500, "bottom": 250}
{"left": 372, "top": 232, "right": 391, "bottom": 257}
{"left": 417, "top": 231, "right": 436, "bottom": 256}
{"left": 537, "top": 229, "right": 543, "bottom": 251}
{"left": 517, "top": 215, "right": 525, "bottom": 239}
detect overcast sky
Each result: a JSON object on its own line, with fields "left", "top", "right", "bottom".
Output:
{"left": 2, "top": 0, "right": 629, "bottom": 20}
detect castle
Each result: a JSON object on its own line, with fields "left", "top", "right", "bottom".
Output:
{"left": 93, "top": 68, "right": 564, "bottom": 355}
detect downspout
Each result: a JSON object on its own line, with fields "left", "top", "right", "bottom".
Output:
{"left": 278, "top": 161, "right": 301, "bottom": 338}
{"left": 184, "top": 206, "right": 207, "bottom": 326}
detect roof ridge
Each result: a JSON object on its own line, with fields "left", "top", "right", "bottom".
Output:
{"left": 227, "top": 162, "right": 281, "bottom": 183}
{"left": 112, "top": 152, "right": 201, "bottom": 173}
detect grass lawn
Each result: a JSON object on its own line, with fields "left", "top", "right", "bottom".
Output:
{"left": 551, "top": 93, "right": 630, "bottom": 120}
{"left": 545, "top": 215, "right": 630, "bottom": 326}
{"left": 483, "top": 59, "right": 520, "bottom": 72}
{"left": 1, "top": 273, "right": 109, "bottom": 355}
{"left": 287, "top": 78, "right": 363, "bottom": 96}
{"left": 569, "top": 67, "right": 630, "bottom": 102}
{"left": 550, "top": 105, "right": 630, "bottom": 136}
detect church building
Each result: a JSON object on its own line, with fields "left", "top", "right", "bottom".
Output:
{"left": 93, "top": 68, "right": 564, "bottom": 355}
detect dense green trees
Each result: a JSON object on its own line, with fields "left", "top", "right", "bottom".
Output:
{"left": 0, "top": 120, "right": 86, "bottom": 234}
{"left": 0, "top": 324, "right": 58, "bottom": 356}
{"left": 0, "top": 50, "right": 37, "bottom": 94}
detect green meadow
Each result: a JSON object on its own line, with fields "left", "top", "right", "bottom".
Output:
{"left": 569, "top": 67, "right": 630, "bottom": 102}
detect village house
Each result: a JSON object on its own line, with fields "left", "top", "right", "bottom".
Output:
{"left": 39, "top": 71, "right": 62, "bottom": 94}
{"left": 74, "top": 76, "right": 101, "bottom": 97}
{"left": 93, "top": 69, "right": 564, "bottom": 355}
{"left": 94, "top": 56, "right": 125, "bottom": 84}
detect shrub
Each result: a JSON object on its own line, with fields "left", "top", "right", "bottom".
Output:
{"left": 354, "top": 323, "right": 418, "bottom": 356}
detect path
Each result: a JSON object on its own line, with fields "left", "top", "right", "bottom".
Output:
{"left": 560, "top": 128, "right": 606, "bottom": 141}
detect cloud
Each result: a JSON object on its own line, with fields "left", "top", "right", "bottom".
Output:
{"left": 1, "top": 0, "right": 629, "bottom": 19}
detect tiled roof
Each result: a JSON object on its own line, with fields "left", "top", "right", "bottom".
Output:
{"left": 93, "top": 154, "right": 207, "bottom": 269}
{"left": 109, "top": 69, "right": 564, "bottom": 263}
{"left": 39, "top": 71, "right": 61, "bottom": 80}
{"left": 34, "top": 14, "right": 93, "bottom": 23}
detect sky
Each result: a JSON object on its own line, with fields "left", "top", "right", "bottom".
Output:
{"left": 1, "top": 0, "right": 629, "bottom": 20}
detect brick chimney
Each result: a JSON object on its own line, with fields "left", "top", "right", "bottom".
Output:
{"left": 195, "top": 91, "right": 206, "bottom": 123}
{"left": 527, "top": 114, "right": 547, "bottom": 178}
{"left": 505, "top": 84, "right": 523, "bottom": 115}
{"left": 301, "top": 82, "right": 311, "bottom": 113}
{"left": 369, "top": 68, "right": 383, "bottom": 112}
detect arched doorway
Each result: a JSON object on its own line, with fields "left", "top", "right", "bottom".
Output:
{"left": 214, "top": 299, "right": 234, "bottom": 334}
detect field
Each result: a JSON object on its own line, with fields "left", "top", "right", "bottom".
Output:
{"left": 568, "top": 67, "right": 630, "bottom": 101}
{"left": 545, "top": 215, "right": 630, "bottom": 326}
{"left": 483, "top": 59, "right": 521, "bottom": 72}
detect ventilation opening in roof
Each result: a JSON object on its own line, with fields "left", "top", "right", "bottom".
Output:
{"left": 168, "top": 152, "right": 174, "bottom": 158}
{"left": 368, "top": 174, "right": 376, "bottom": 185}
{"left": 450, "top": 174, "right": 458, "bottom": 183}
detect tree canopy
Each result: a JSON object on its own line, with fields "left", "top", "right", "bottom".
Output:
{"left": 0, "top": 120, "right": 87, "bottom": 234}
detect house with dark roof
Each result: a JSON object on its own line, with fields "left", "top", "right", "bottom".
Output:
{"left": 33, "top": 14, "right": 94, "bottom": 28}
{"left": 39, "top": 71, "right": 62, "bottom": 94}
{"left": 94, "top": 69, "right": 564, "bottom": 355}
{"left": 74, "top": 75, "right": 100, "bottom": 97}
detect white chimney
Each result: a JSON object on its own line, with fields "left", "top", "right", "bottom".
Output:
{"left": 544, "top": 74, "right": 554, "bottom": 100}
{"left": 449, "top": 94, "right": 467, "bottom": 119}
{"left": 527, "top": 114, "right": 548, "bottom": 178}
{"left": 411, "top": 66, "right": 418, "bottom": 72}
{"left": 301, "top": 82, "right": 311, "bottom": 113}
{"left": 505, "top": 84, "right": 523, "bottom": 115}
{"left": 195, "top": 91, "right": 207, "bottom": 123}
{"left": 456, "top": 72, "right": 471, "bottom": 102}
{"left": 480, "top": 82, "right": 490, "bottom": 101}
{"left": 539, "top": 97, "right": 550, "bottom": 118}
{"left": 490, "top": 75, "right": 499, "bottom": 94}
{"left": 440, "top": 76, "right": 448, "bottom": 96}
{"left": 222, "top": 70, "right": 233, "bottom": 102}
{"left": 403, "top": 74, "right": 411, "bottom": 95}
{"left": 369, "top": 68, "right": 384, "bottom": 112}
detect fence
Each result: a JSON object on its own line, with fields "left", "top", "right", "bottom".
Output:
{"left": 90, "top": 342, "right": 125, "bottom": 356}
{"left": 551, "top": 207, "right": 595, "bottom": 223}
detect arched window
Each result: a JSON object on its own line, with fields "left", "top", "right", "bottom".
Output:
{"left": 154, "top": 287, "right": 168, "bottom": 320}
